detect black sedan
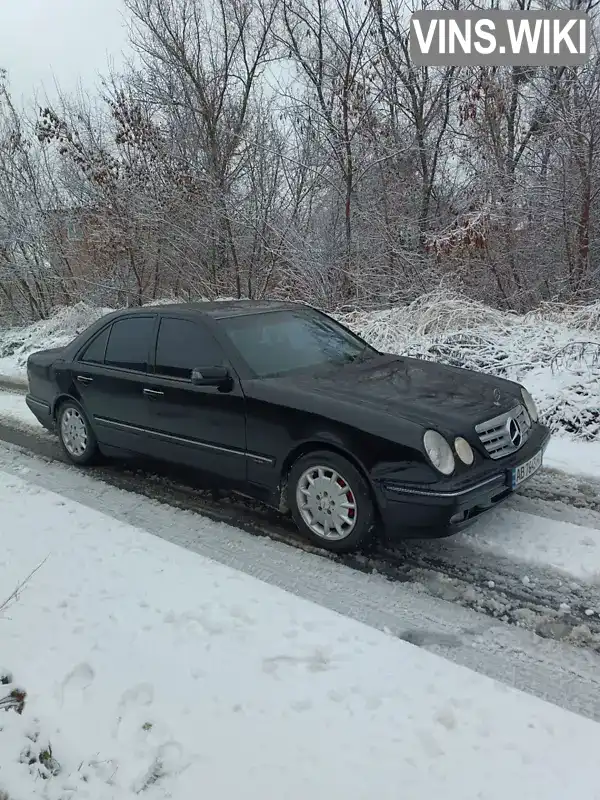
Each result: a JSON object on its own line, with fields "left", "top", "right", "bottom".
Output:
{"left": 25, "top": 300, "right": 551, "bottom": 553}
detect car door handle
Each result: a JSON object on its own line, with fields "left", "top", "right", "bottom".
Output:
{"left": 143, "top": 388, "right": 164, "bottom": 398}
{"left": 76, "top": 375, "right": 93, "bottom": 385}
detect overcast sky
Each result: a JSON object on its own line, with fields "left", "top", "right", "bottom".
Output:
{"left": 0, "top": 0, "right": 130, "bottom": 106}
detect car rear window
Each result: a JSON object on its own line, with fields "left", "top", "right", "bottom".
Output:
{"left": 80, "top": 325, "right": 110, "bottom": 364}
{"left": 104, "top": 316, "right": 155, "bottom": 372}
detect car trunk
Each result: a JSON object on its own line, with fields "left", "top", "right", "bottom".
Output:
{"left": 27, "top": 347, "right": 66, "bottom": 400}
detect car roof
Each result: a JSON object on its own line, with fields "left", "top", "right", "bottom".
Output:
{"left": 118, "top": 300, "right": 308, "bottom": 320}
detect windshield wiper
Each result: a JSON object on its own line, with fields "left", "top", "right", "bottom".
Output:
{"left": 347, "top": 343, "right": 374, "bottom": 363}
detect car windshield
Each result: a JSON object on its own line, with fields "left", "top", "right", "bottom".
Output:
{"left": 217, "top": 309, "right": 378, "bottom": 378}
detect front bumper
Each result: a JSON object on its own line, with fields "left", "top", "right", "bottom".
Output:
{"left": 376, "top": 423, "right": 551, "bottom": 541}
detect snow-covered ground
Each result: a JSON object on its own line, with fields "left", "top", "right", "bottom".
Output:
{"left": 0, "top": 392, "right": 41, "bottom": 432}
{"left": 2, "top": 467, "right": 600, "bottom": 799}
{"left": 457, "top": 503, "right": 600, "bottom": 585}
{"left": 544, "top": 438, "right": 600, "bottom": 480}
{"left": 2, "top": 440, "right": 600, "bottom": 715}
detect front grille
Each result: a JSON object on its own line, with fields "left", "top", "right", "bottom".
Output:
{"left": 475, "top": 403, "right": 532, "bottom": 460}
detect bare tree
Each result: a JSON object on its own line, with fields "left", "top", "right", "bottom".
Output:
{"left": 552, "top": 58, "right": 600, "bottom": 297}
{"left": 371, "top": 0, "right": 459, "bottom": 245}
{"left": 1, "top": 0, "right": 600, "bottom": 320}
{"left": 279, "top": 0, "right": 380, "bottom": 299}
{"left": 125, "top": 0, "right": 280, "bottom": 297}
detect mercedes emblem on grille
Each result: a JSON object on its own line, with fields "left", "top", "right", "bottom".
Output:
{"left": 507, "top": 417, "right": 522, "bottom": 448}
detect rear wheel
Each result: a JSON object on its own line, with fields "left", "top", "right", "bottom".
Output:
{"left": 288, "top": 450, "right": 376, "bottom": 553}
{"left": 57, "top": 400, "right": 99, "bottom": 465}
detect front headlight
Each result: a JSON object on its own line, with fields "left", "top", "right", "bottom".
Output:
{"left": 454, "top": 436, "right": 474, "bottom": 465}
{"left": 521, "top": 387, "right": 538, "bottom": 422}
{"left": 423, "top": 430, "right": 455, "bottom": 476}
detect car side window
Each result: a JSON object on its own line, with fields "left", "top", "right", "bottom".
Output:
{"left": 104, "top": 316, "right": 155, "bottom": 372}
{"left": 79, "top": 325, "right": 111, "bottom": 364}
{"left": 154, "top": 317, "right": 224, "bottom": 380}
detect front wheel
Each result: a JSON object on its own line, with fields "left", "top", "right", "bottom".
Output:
{"left": 288, "top": 450, "right": 376, "bottom": 553}
{"left": 57, "top": 400, "right": 99, "bottom": 465}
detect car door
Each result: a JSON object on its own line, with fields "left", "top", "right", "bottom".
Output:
{"left": 143, "top": 314, "right": 247, "bottom": 484}
{"left": 71, "top": 314, "right": 158, "bottom": 456}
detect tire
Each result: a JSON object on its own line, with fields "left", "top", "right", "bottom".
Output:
{"left": 288, "top": 450, "right": 376, "bottom": 553}
{"left": 57, "top": 400, "right": 99, "bottom": 466}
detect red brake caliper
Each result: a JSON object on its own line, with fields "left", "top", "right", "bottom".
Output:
{"left": 337, "top": 478, "right": 355, "bottom": 519}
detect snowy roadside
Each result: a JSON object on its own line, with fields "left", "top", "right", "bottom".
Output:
{"left": 0, "top": 302, "right": 111, "bottom": 382}
{"left": 457, "top": 503, "right": 600, "bottom": 585}
{"left": 2, "top": 467, "right": 600, "bottom": 800}
{"left": 0, "top": 392, "right": 54, "bottom": 441}
{"left": 0, "top": 392, "right": 42, "bottom": 433}
{"left": 543, "top": 438, "right": 600, "bottom": 480}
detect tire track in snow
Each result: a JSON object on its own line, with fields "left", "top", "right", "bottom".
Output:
{"left": 1, "top": 418, "right": 600, "bottom": 654}
{"left": 522, "top": 467, "right": 600, "bottom": 515}
{"left": 4, "top": 438, "right": 600, "bottom": 726}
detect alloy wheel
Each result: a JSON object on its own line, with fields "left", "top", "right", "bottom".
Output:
{"left": 60, "top": 407, "right": 89, "bottom": 458}
{"left": 295, "top": 465, "right": 358, "bottom": 541}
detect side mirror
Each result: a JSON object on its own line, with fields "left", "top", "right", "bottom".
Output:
{"left": 191, "top": 365, "right": 231, "bottom": 388}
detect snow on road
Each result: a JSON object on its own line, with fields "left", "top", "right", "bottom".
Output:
{"left": 544, "top": 437, "right": 600, "bottom": 481}
{"left": 459, "top": 504, "right": 600, "bottom": 585}
{"left": 2, "top": 470, "right": 600, "bottom": 800}
{"left": 2, "top": 440, "right": 600, "bottom": 719}
{"left": 0, "top": 391, "right": 41, "bottom": 432}
{"left": 2, "top": 389, "right": 600, "bottom": 588}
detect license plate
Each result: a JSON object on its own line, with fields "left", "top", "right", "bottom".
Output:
{"left": 511, "top": 450, "right": 543, "bottom": 488}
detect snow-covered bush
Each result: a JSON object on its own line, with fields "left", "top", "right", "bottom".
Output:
{"left": 0, "top": 671, "right": 181, "bottom": 799}
{"left": 0, "top": 675, "right": 64, "bottom": 800}
{"left": 0, "top": 302, "right": 113, "bottom": 376}
{"left": 335, "top": 291, "right": 600, "bottom": 441}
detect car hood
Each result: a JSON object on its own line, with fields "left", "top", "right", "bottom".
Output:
{"left": 277, "top": 355, "right": 520, "bottom": 431}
